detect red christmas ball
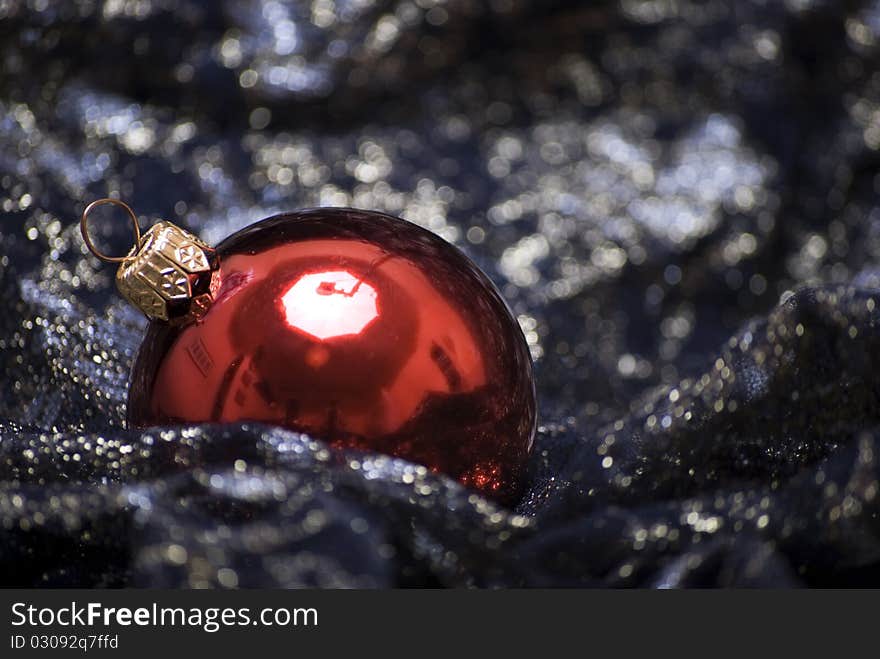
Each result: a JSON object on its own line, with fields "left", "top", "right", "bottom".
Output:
{"left": 127, "top": 208, "right": 536, "bottom": 502}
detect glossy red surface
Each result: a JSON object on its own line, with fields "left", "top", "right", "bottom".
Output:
{"left": 128, "top": 208, "right": 536, "bottom": 502}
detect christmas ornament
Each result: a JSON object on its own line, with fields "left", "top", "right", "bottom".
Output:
{"left": 81, "top": 199, "right": 536, "bottom": 502}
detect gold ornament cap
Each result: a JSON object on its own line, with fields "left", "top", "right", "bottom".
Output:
{"left": 81, "top": 199, "right": 220, "bottom": 324}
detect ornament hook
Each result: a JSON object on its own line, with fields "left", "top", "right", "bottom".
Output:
{"left": 80, "top": 198, "right": 142, "bottom": 263}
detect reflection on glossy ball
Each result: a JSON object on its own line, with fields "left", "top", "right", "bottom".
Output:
{"left": 128, "top": 208, "right": 537, "bottom": 502}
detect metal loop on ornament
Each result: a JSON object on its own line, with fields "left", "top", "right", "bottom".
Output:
{"left": 80, "top": 198, "right": 142, "bottom": 263}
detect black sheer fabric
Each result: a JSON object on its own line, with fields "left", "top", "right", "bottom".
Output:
{"left": 2, "top": 0, "right": 880, "bottom": 587}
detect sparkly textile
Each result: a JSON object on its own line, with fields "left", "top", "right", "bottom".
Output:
{"left": 2, "top": 0, "right": 880, "bottom": 587}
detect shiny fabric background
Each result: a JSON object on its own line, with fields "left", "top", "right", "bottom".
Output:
{"left": 2, "top": 0, "right": 880, "bottom": 587}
